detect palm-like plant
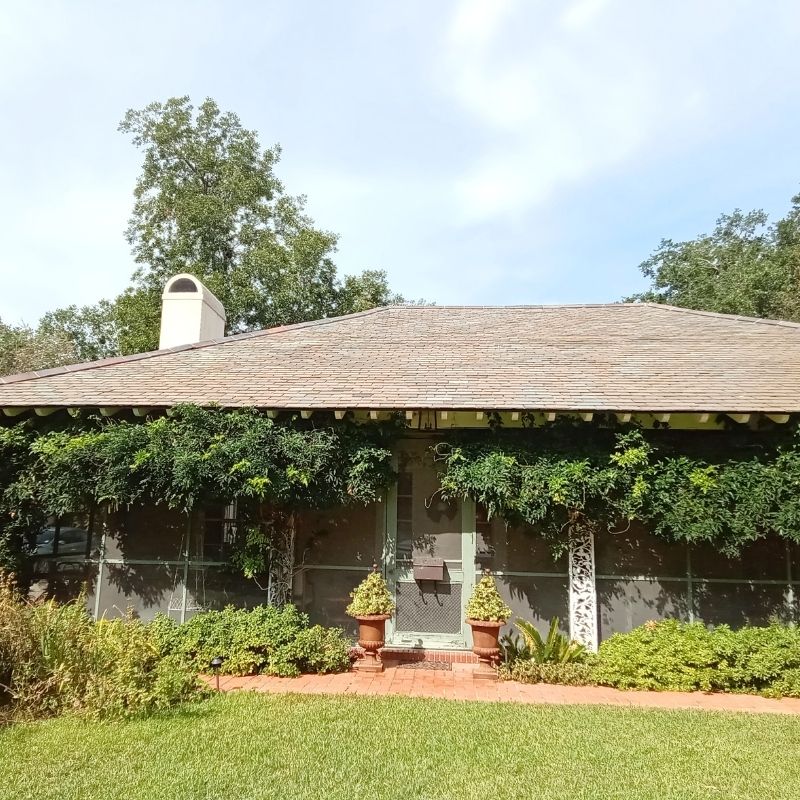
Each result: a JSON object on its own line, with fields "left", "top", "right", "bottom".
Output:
{"left": 515, "top": 617, "right": 586, "bottom": 664}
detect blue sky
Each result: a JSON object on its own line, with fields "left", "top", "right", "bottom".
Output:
{"left": 1, "top": 0, "right": 799, "bottom": 323}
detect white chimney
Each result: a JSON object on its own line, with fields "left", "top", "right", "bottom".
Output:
{"left": 159, "top": 274, "right": 226, "bottom": 349}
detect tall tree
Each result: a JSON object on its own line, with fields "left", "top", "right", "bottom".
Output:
{"left": 0, "top": 318, "right": 76, "bottom": 377}
{"left": 628, "top": 195, "right": 800, "bottom": 321}
{"left": 114, "top": 96, "right": 401, "bottom": 353}
{"left": 37, "top": 300, "right": 119, "bottom": 363}
{"left": 0, "top": 96, "right": 404, "bottom": 374}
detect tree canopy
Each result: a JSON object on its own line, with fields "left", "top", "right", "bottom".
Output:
{"left": 112, "top": 97, "right": 402, "bottom": 353}
{"left": 628, "top": 197, "right": 800, "bottom": 321}
{"left": 0, "top": 317, "right": 77, "bottom": 376}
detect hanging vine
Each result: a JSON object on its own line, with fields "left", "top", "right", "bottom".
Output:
{"left": 0, "top": 405, "right": 401, "bottom": 579}
{"left": 435, "top": 422, "right": 800, "bottom": 555}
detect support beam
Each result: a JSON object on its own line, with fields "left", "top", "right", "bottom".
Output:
{"left": 511, "top": 411, "right": 520, "bottom": 421}
{"left": 616, "top": 412, "right": 632, "bottom": 423}
{"left": 268, "top": 512, "right": 295, "bottom": 607}
{"left": 405, "top": 410, "right": 414, "bottom": 421}
{"left": 2, "top": 407, "right": 29, "bottom": 417}
{"left": 475, "top": 411, "right": 484, "bottom": 420}
{"left": 334, "top": 410, "right": 346, "bottom": 420}
{"left": 132, "top": 407, "right": 152, "bottom": 417}
{"left": 99, "top": 407, "right": 121, "bottom": 417}
{"left": 545, "top": 412, "right": 556, "bottom": 422}
{"left": 568, "top": 527, "right": 598, "bottom": 652}
{"left": 266, "top": 410, "right": 278, "bottom": 419}
{"left": 766, "top": 413, "right": 790, "bottom": 424}
{"left": 369, "top": 410, "right": 378, "bottom": 420}
{"left": 300, "top": 410, "right": 312, "bottom": 419}
{"left": 696, "top": 413, "right": 710, "bottom": 424}
{"left": 655, "top": 413, "right": 671, "bottom": 424}
{"left": 579, "top": 412, "right": 593, "bottom": 423}
{"left": 440, "top": 411, "right": 448, "bottom": 421}
{"left": 727, "top": 413, "right": 751, "bottom": 425}
{"left": 34, "top": 407, "right": 58, "bottom": 417}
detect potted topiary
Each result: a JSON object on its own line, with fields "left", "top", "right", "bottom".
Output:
{"left": 346, "top": 565, "right": 396, "bottom": 673}
{"left": 466, "top": 573, "right": 512, "bottom": 680}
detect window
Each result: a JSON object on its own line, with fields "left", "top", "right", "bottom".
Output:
{"left": 198, "top": 502, "right": 238, "bottom": 562}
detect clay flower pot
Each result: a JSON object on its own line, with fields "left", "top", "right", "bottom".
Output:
{"left": 467, "top": 619, "right": 505, "bottom": 681}
{"left": 355, "top": 614, "right": 390, "bottom": 673}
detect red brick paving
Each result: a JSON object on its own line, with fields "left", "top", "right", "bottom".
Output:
{"left": 201, "top": 663, "right": 800, "bottom": 715}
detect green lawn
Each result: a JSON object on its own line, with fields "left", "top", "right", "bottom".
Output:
{"left": 2, "top": 693, "right": 799, "bottom": 800}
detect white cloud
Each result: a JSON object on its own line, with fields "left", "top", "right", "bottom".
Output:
{"left": 440, "top": 0, "right": 774, "bottom": 223}
{"left": 559, "top": 0, "right": 610, "bottom": 31}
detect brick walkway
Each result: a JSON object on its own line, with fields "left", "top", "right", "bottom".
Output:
{"left": 201, "top": 663, "right": 800, "bottom": 715}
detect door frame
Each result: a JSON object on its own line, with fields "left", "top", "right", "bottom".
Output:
{"left": 381, "top": 460, "right": 477, "bottom": 649}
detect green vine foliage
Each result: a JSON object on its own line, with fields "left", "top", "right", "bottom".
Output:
{"left": 0, "top": 406, "right": 400, "bottom": 577}
{"left": 6, "top": 411, "right": 800, "bottom": 580}
{"left": 436, "top": 422, "right": 800, "bottom": 555}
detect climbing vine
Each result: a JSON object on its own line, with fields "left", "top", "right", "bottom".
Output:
{"left": 4, "top": 410, "right": 800, "bottom": 581}
{"left": 0, "top": 405, "right": 400, "bottom": 578}
{"left": 435, "top": 422, "right": 800, "bottom": 555}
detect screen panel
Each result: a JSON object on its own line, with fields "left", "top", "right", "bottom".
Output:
{"left": 597, "top": 578, "right": 690, "bottom": 639}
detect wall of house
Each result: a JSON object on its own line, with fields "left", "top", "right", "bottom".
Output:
{"left": 475, "top": 512, "right": 799, "bottom": 639}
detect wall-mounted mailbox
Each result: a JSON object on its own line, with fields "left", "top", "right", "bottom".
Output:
{"left": 412, "top": 557, "right": 444, "bottom": 582}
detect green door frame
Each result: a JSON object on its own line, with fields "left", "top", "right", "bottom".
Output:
{"left": 381, "top": 467, "right": 477, "bottom": 649}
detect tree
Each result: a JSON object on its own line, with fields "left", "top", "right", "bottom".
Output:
{"left": 628, "top": 195, "right": 800, "bottom": 321}
{"left": 113, "top": 96, "right": 402, "bottom": 353}
{"left": 37, "top": 300, "right": 119, "bottom": 363}
{"left": 0, "top": 318, "right": 76, "bottom": 377}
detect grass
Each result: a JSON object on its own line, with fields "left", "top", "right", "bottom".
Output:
{"left": 2, "top": 693, "right": 800, "bottom": 799}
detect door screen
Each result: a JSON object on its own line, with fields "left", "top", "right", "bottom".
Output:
{"left": 393, "top": 447, "right": 465, "bottom": 643}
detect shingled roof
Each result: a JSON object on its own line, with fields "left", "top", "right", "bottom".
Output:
{"left": 1, "top": 303, "right": 799, "bottom": 413}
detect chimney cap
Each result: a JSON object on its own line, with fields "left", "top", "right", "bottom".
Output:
{"left": 161, "top": 273, "right": 226, "bottom": 321}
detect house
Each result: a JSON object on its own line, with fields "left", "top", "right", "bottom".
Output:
{"left": 2, "top": 273, "right": 800, "bottom": 656}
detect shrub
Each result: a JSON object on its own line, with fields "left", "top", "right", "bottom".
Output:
{"left": 152, "top": 604, "right": 354, "bottom": 678}
{"left": 0, "top": 574, "right": 200, "bottom": 719}
{"left": 465, "top": 575, "right": 511, "bottom": 622}
{"left": 498, "top": 660, "right": 595, "bottom": 686}
{"left": 592, "top": 619, "right": 800, "bottom": 696}
{"left": 511, "top": 617, "right": 587, "bottom": 664}
{"left": 593, "top": 620, "right": 720, "bottom": 692}
{"left": 346, "top": 570, "right": 395, "bottom": 617}
{"left": 271, "top": 625, "right": 351, "bottom": 676}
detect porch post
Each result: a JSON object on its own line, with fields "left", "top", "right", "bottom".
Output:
{"left": 568, "top": 525, "right": 598, "bottom": 651}
{"left": 267, "top": 511, "right": 296, "bottom": 606}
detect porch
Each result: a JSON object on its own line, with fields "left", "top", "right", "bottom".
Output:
{"left": 30, "top": 435, "right": 800, "bottom": 656}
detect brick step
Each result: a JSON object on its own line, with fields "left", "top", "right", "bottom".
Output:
{"left": 380, "top": 647, "right": 478, "bottom": 664}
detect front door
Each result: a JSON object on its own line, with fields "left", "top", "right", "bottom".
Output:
{"left": 385, "top": 441, "right": 475, "bottom": 649}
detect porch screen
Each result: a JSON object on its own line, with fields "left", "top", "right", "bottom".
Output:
{"left": 291, "top": 504, "right": 379, "bottom": 636}
{"left": 475, "top": 506, "right": 569, "bottom": 638}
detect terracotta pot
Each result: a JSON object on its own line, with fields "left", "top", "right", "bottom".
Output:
{"left": 354, "top": 614, "right": 390, "bottom": 673}
{"left": 467, "top": 618, "right": 505, "bottom": 681}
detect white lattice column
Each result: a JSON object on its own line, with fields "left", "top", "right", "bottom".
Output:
{"left": 267, "top": 512, "right": 296, "bottom": 607}
{"left": 568, "top": 525, "right": 599, "bottom": 651}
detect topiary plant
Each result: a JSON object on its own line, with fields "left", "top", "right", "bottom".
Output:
{"left": 346, "top": 569, "right": 395, "bottom": 617}
{"left": 466, "top": 575, "right": 512, "bottom": 622}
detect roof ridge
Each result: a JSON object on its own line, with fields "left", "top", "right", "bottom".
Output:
{"left": 0, "top": 305, "right": 393, "bottom": 386}
{"left": 641, "top": 302, "right": 800, "bottom": 329}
